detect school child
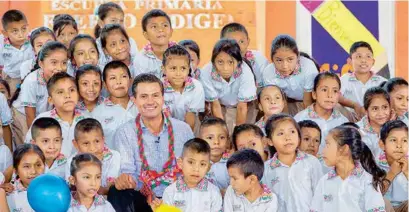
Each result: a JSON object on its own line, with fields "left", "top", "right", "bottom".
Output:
{"left": 310, "top": 126, "right": 386, "bottom": 211}
{"left": 75, "top": 65, "right": 104, "bottom": 116}
{"left": 53, "top": 14, "right": 78, "bottom": 49}
{"left": 25, "top": 72, "right": 89, "bottom": 157}
{"left": 0, "top": 79, "right": 11, "bottom": 101}
{"left": 67, "top": 153, "right": 115, "bottom": 212}
{"left": 1, "top": 10, "right": 34, "bottom": 95}
{"left": 20, "top": 27, "right": 56, "bottom": 80}
{"left": 11, "top": 41, "right": 68, "bottom": 145}
{"left": 179, "top": 40, "right": 201, "bottom": 79}
{"left": 262, "top": 114, "right": 322, "bottom": 211}
{"left": 224, "top": 149, "right": 278, "bottom": 212}
{"left": 91, "top": 61, "right": 138, "bottom": 150}
{"left": 162, "top": 45, "right": 205, "bottom": 130}
{"left": 232, "top": 124, "right": 269, "bottom": 162}
{"left": 94, "top": 2, "right": 138, "bottom": 68}
{"left": 151, "top": 138, "right": 223, "bottom": 211}
{"left": 256, "top": 85, "right": 286, "bottom": 135}
{"left": 199, "top": 117, "right": 231, "bottom": 191}
{"left": 67, "top": 34, "right": 100, "bottom": 77}
{"left": 383, "top": 77, "right": 408, "bottom": 125}
{"left": 0, "top": 144, "right": 45, "bottom": 211}
{"left": 134, "top": 9, "right": 176, "bottom": 78}
{"left": 0, "top": 92, "right": 12, "bottom": 152}
{"left": 66, "top": 118, "right": 120, "bottom": 195}
{"left": 220, "top": 22, "right": 269, "bottom": 88}
{"left": 294, "top": 72, "right": 348, "bottom": 150}
{"left": 200, "top": 39, "right": 257, "bottom": 135}
{"left": 30, "top": 117, "right": 66, "bottom": 178}
{"left": 339, "top": 41, "right": 387, "bottom": 122}
{"left": 357, "top": 87, "right": 392, "bottom": 156}
{"left": 298, "top": 120, "right": 321, "bottom": 157}
{"left": 261, "top": 34, "right": 318, "bottom": 116}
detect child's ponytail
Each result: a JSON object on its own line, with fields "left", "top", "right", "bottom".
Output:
{"left": 359, "top": 143, "right": 386, "bottom": 191}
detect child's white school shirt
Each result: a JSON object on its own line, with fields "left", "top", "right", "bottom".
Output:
{"left": 19, "top": 58, "right": 35, "bottom": 80}
{"left": 0, "top": 37, "right": 34, "bottom": 79}
{"left": 340, "top": 72, "right": 387, "bottom": 111}
{"left": 356, "top": 116, "right": 382, "bottom": 156}
{"left": 76, "top": 96, "right": 105, "bottom": 117}
{"left": 0, "top": 145, "right": 12, "bottom": 173}
{"left": 223, "top": 184, "right": 278, "bottom": 212}
{"left": 294, "top": 104, "right": 348, "bottom": 151}
{"left": 96, "top": 37, "right": 138, "bottom": 69}
{"left": 6, "top": 180, "right": 34, "bottom": 212}
{"left": 206, "top": 154, "right": 230, "bottom": 191}
{"left": 0, "top": 92, "right": 12, "bottom": 145}
{"left": 376, "top": 151, "right": 408, "bottom": 207}
{"left": 261, "top": 56, "right": 318, "bottom": 101}
{"left": 65, "top": 146, "right": 120, "bottom": 187}
{"left": 68, "top": 193, "right": 115, "bottom": 212}
{"left": 91, "top": 97, "right": 138, "bottom": 150}
{"left": 398, "top": 112, "right": 409, "bottom": 126}
{"left": 163, "top": 177, "right": 223, "bottom": 212}
{"left": 25, "top": 109, "right": 89, "bottom": 157}
{"left": 163, "top": 77, "right": 205, "bottom": 121}
{"left": 310, "top": 162, "right": 386, "bottom": 212}
{"left": 12, "top": 69, "right": 51, "bottom": 115}
{"left": 255, "top": 118, "right": 266, "bottom": 136}
{"left": 200, "top": 62, "right": 257, "bottom": 107}
{"left": 244, "top": 50, "right": 269, "bottom": 87}
{"left": 45, "top": 153, "right": 67, "bottom": 179}
{"left": 262, "top": 151, "right": 323, "bottom": 212}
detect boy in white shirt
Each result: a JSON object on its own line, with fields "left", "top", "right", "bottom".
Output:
{"left": 152, "top": 138, "right": 223, "bottom": 212}
{"left": 224, "top": 149, "right": 278, "bottom": 212}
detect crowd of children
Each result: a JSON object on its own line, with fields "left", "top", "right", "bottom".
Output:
{"left": 0, "top": 3, "right": 407, "bottom": 212}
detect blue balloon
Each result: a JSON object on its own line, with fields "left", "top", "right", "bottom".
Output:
{"left": 28, "top": 174, "right": 71, "bottom": 212}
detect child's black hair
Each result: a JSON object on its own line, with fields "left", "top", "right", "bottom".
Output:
{"left": 100, "top": 24, "right": 129, "bottom": 49}
{"left": 10, "top": 41, "right": 68, "bottom": 106}
{"left": 383, "top": 77, "right": 408, "bottom": 93}
{"left": 30, "top": 27, "right": 56, "bottom": 51}
{"left": 1, "top": 9, "right": 27, "bottom": 29}
{"left": 200, "top": 117, "right": 228, "bottom": 133}
{"left": 68, "top": 34, "right": 99, "bottom": 60}
{"left": 179, "top": 39, "right": 200, "bottom": 60}
{"left": 31, "top": 117, "right": 62, "bottom": 140}
{"left": 226, "top": 149, "right": 264, "bottom": 180}
{"left": 132, "top": 73, "right": 164, "bottom": 97}
{"left": 103, "top": 60, "right": 131, "bottom": 83}
{"left": 141, "top": 9, "right": 171, "bottom": 32}
{"left": 380, "top": 120, "right": 408, "bottom": 143}
{"left": 0, "top": 79, "right": 11, "bottom": 98}
{"left": 53, "top": 14, "right": 78, "bottom": 37}
{"left": 162, "top": 45, "right": 191, "bottom": 75}
{"left": 46, "top": 72, "right": 76, "bottom": 96}
{"left": 329, "top": 126, "right": 385, "bottom": 191}
{"left": 299, "top": 52, "right": 320, "bottom": 72}
{"left": 298, "top": 120, "right": 322, "bottom": 142}
{"left": 220, "top": 22, "right": 248, "bottom": 39}
{"left": 270, "top": 34, "right": 299, "bottom": 61}
{"left": 74, "top": 118, "right": 104, "bottom": 140}
{"left": 13, "top": 144, "right": 45, "bottom": 170}
{"left": 340, "top": 122, "right": 360, "bottom": 130}
{"left": 182, "top": 138, "right": 211, "bottom": 157}
{"left": 232, "top": 124, "right": 264, "bottom": 151}
{"left": 94, "top": 2, "right": 124, "bottom": 38}
{"left": 75, "top": 64, "right": 102, "bottom": 90}
{"left": 313, "top": 71, "right": 341, "bottom": 92}
{"left": 363, "top": 87, "right": 390, "bottom": 111}
{"left": 349, "top": 41, "right": 373, "bottom": 55}
{"left": 211, "top": 38, "right": 243, "bottom": 66}
{"left": 70, "top": 153, "right": 102, "bottom": 176}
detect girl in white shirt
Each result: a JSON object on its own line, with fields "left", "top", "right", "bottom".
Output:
{"left": 53, "top": 14, "right": 78, "bottom": 49}
{"left": 262, "top": 114, "right": 322, "bottom": 212}
{"left": 68, "top": 153, "right": 115, "bottom": 212}
{"left": 67, "top": 34, "right": 100, "bottom": 77}
{"left": 75, "top": 65, "right": 104, "bottom": 116}
{"left": 179, "top": 40, "right": 201, "bottom": 80}
{"left": 383, "top": 78, "right": 408, "bottom": 126}
{"left": 310, "top": 126, "right": 386, "bottom": 212}
{"left": 0, "top": 144, "right": 45, "bottom": 212}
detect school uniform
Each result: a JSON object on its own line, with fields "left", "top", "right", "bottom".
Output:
{"left": 262, "top": 151, "right": 323, "bottom": 212}
{"left": 244, "top": 50, "right": 269, "bottom": 88}
{"left": 223, "top": 184, "right": 278, "bottom": 212}
{"left": 163, "top": 77, "right": 205, "bottom": 122}
{"left": 356, "top": 116, "right": 382, "bottom": 156}
{"left": 45, "top": 153, "right": 67, "bottom": 179}
{"left": 65, "top": 146, "right": 120, "bottom": 187}
{"left": 0, "top": 37, "right": 34, "bottom": 95}
{"left": 192, "top": 68, "right": 201, "bottom": 80}
{"left": 200, "top": 62, "right": 257, "bottom": 134}
{"left": 76, "top": 96, "right": 105, "bottom": 117}
{"left": 294, "top": 104, "right": 348, "bottom": 152}
{"left": 0, "top": 93, "right": 12, "bottom": 145}
{"left": 19, "top": 58, "right": 35, "bottom": 80}
{"left": 261, "top": 56, "right": 318, "bottom": 116}
{"left": 24, "top": 108, "right": 89, "bottom": 157}
{"left": 255, "top": 118, "right": 266, "bottom": 136}
{"left": 91, "top": 97, "right": 138, "bottom": 150}
{"left": 310, "top": 162, "right": 386, "bottom": 212}
{"left": 163, "top": 177, "right": 223, "bottom": 212}
{"left": 398, "top": 113, "right": 409, "bottom": 126}
{"left": 68, "top": 193, "right": 115, "bottom": 212}
{"left": 6, "top": 180, "right": 34, "bottom": 212}
{"left": 0, "top": 172, "right": 4, "bottom": 184}
{"left": 0, "top": 144, "right": 12, "bottom": 173}
{"left": 206, "top": 154, "right": 230, "bottom": 191}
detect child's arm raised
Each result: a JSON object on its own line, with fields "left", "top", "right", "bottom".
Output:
{"left": 338, "top": 95, "right": 365, "bottom": 119}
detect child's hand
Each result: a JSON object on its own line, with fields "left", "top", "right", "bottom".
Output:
{"left": 0, "top": 183, "right": 14, "bottom": 194}
{"left": 389, "top": 160, "right": 402, "bottom": 177}
{"left": 353, "top": 104, "right": 366, "bottom": 119}
{"left": 398, "top": 157, "right": 408, "bottom": 179}
{"left": 114, "top": 174, "right": 137, "bottom": 190}
{"left": 149, "top": 198, "right": 163, "bottom": 211}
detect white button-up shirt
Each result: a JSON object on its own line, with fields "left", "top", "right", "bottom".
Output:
{"left": 45, "top": 153, "right": 67, "bottom": 179}
{"left": 206, "top": 155, "right": 230, "bottom": 190}
{"left": 0, "top": 145, "right": 12, "bottom": 173}
{"left": 1, "top": 38, "right": 34, "bottom": 79}
{"left": 20, "top": 58, "right": 35, "bottom": 80}
{"left": 68, "top": 194, "right": 115, "bottom": 212}
{"left": 0, "top": 93, "right": 12, "bottom": 145}
{"left": 6, "top": 180, "right": 34, "bottom": 212}
{"left": 223, "top": 184, "right": 278, "bottom": 212}
{"left": 244, "top": 50, "right": 269, "bottom": 87}
{"left": 310, "top": 163, "right": 386, "bottom": 212}
{"left": 356, "top": 116, "right": 382, "bottom": 156}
